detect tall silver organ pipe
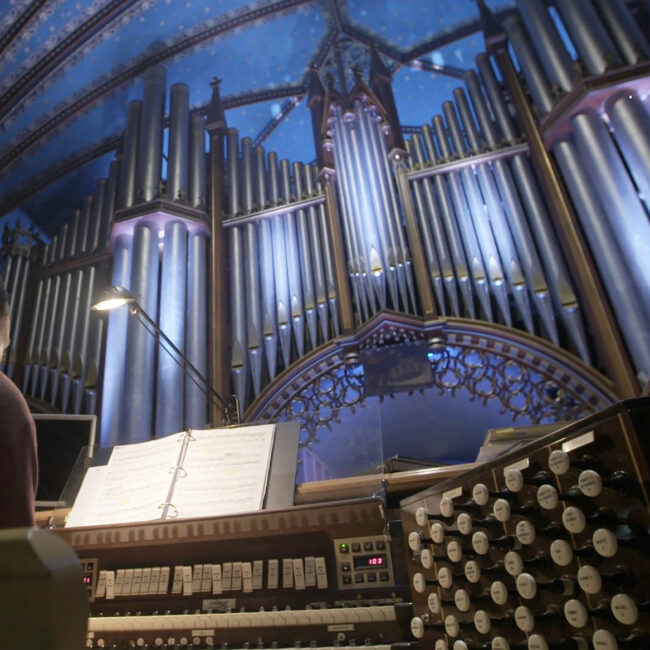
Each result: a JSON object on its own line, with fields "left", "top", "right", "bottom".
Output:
{"left": 591, "top": 0, "right": 650, "bottom": 64}
{"left": 268, "top": 152, "right": 292, "bottom": 369}
{"left": 78, "top": 195, "right": 92, "bottom": 257}
{"left": 553, "top": 0, "right": 621, "bottom": 74}
{"left": 504, "top": 14, "right": 554, "bottom": 114}
{"left": 167, "top": 83, "right": 190, "bottom": 203}
{"left": 607, "top": 92, "right": 650, "bottom": 215}
{"left": 66, "top": 209, "right": 81, "bottom": 259}
{"left": 553, "top": 138, "right": 650, "bottom": 380}
{"left": 99, "top": 160, "right": 119, "bottom": 249}
{"left": 255, "top": 147, "right": 278, "bottom": 380}
{"left": 48, "top": 271, "right": 72, "bottom": 403}
{"left": 189, "top": 114, "right": 206, "bottom": 209}
{"left": 117, "top": 101, "right": 141, "bottom": 210}
{"left": 569, "top": 109, "right": 650, "bottom": 314}
{"left": 242, "top": 138, "right": 263, "bottom": 398}
{"left": 156, "top": 221, "right": 188, "bottom": 436}
{"left": 136, "top": 65, "right": 166, "bottom": 202}
{"left": 185, "top": 230, "right": 208, "bottom": 429}
{"left": 120, "top": 223, "right": 160, "bottom": 442}
{"left": 23, "top": 273, "right": 44, "bottom": 392}
{"left": 71, "top": 265, "right": 97, "bottom": 414}
{"left": 515, "top": 0, "right": 578, "bottom": 93}
{"left": 88, "top": 180, "right": 106, "bottom": 255}
{"left": 293, "top": 162, "right": 318, "bottom": 350}
{"left": 227, "top": 129, "right": 248, "bottom": 412}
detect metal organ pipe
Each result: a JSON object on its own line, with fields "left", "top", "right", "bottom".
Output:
{"left": 78, "top": 195, "right": 92, "bottom": 257}
{"left": 504, "top": 14, "right": 555, "bottom": 114}
{"left": 553, "top": 138, "right": 650, "bottom": 379}
{"left": 293, "top": 162, "right": 318, "bottom": 349}
{"left": 88, "top": 180, "right": 106, "bottom": 255}
{"left": 136, "top": 66, "right": 166, "bottom": 202}
{"left": 58, "top": 268, "right": 83, "bottom": 410}
{"left": 66, "top": 210, "right": 80, "bottom": 259}
{"left": 455, "top": 86, "right": 534, "bottom": 333}
{"left": 156, "top": 221, "right": 188, "bottom": 436}
{"left": 120, "top": 222, "right": 159, "bottom": 442}
{"left": 281, "top": 159, "right": 306, "bottom": 357}
{"left": 473, "top": 57, "right": 558, "bottom": 342}
{"left": 99, "top": 160, "right": 118, "bottom": 250}
{"left": 570, "top": 109, "right": 650, "bottom": 313}
{"left": 255, "top": 147, "right": 278, "bottom": 380}
{"left": 304, "top": 166, "right": 330, "bottom": 342}
{"left": 117, "top": 101, "right": 141, "bottom": 210}
{"left": 167, "top": 83, "right": 190, "bottom": 203}
{"left": 189, "top": 114, "right": 206, "bottom": 209}
{"left": 22, "top": 275, "right": 44, "bottom": 392}
{"left": 607, "top": 91, "right": 650, "bottom": 215}
{"left": 553, "top": 0, "right": 621, "bottom": 74}
{"left": 185, "top": 230, "right": 208, "bottom": 429}
{"left": 405, "top": 137, "right": 445, "bottom": 314}
{"left": 241, "top": 137, "right": 263, "bottom": 397}
{"left": 591, "top": 0, "right": 650, "bottom": 64}
{"left": 515, "top": 0, "right": 578, "bottom": 92}
{"left": 444, "top": 99, "right": 511, "bottom": 325}
{"left": 71, "top": 265, "right": 96, "bottom": 414}
{"left": 267, "top": 151, "right": 292, "bottom": 368}
{"left": 227, "top": 130, "right": 248, "bottom": 412}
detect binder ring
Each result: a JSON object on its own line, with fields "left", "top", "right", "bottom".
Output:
{"left": 158, "top": 503, "right": 179, "bottom": 518}
{"left": 168, "top": 466, "right": 187, "bottom": 478}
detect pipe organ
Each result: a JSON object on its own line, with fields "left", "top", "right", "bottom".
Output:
{"left": 0, "top": 0, "right": 649, "bottom": 444}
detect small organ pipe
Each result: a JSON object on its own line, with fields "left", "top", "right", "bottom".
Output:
{"left": 189, "top": 114, "right": 206, "bottom": 209}
{"left": 167, "top": 83, "right": 190, "bottom": 203}
{"left": 136, "top": 66, "right": 166, "bottom": 202}
{"left": 88, "top": 180, "right": 106, "bottom": 255}
{"left": 553, "top": 0, "right": 621, "bottom": 74}
{"left": 554, "top": 138, "right": 650, "bottom": 378}
{"left": 31, "top": 276, "right": 54, "bottom": 395}
{"left": 607, "top": 91, "right": 650, "bottom": 214}
{"left": 515, "top": 0, "right": 578, "bottom": 92}
{"left": 504, "top": 15, "right": 554, "bottom": 114}
{"left": 58, "top": 268, "right": 83, "bottom": 410}
{"left": 185, "top": 231, "right": 208, "bottom": 428}
{"left": 570, "top": 109, "right": 650, "bottom": 311}
{"left": 120, "top": 222, "right": 159, "bottom": 442}
{"left": 71, "top": 265, "right": 96, "bottom": 413}
{"left": 47, "top": 271, "right": 72, "bottom": 403}
{"left": 78, "top": 195, "right": 92, "bottom": 257}
{"left": 591, "top": 0, "right": 650, "bottom": 64}
{"left": 99, "top": 161, "right": 118, "bottom": 251}
{"left": 240, "top": 137, "right": 255, "bottom": 215}
{"left": 463, "top": 71, "right": 498, "bottom": 149}
{"left": 229, "top": 225, "right": 248, "bottom": 413}
{"left": 117, "top": 100, "right": 141, "bottom": 210}
{"left": 22, "top": 277, "right": 44, "bottom": 392}
{"left": 156, "top": 221, "right": 187, "bottom": 436}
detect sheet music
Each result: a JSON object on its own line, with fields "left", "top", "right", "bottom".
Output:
{"left": 170, "top": 424, "right": 276, "bottom": 519}
{"left": 66, "top": 432, "right": 184, "bottom": 527}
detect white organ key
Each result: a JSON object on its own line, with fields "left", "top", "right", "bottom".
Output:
{"left": 578, "top": 469, "right": 603, "bottom": 497}
{"left": 505, "top": 468, "right": 525, "bottom": 492}
{"left": 564, "top": 599, "right": 589, "bottom": 628}
{"left": 515, "top": 572, "right": 537, "bottom": 599}
{"left": 191, "top": 565, "right": 203, "bottom": 593}
{"left": 171, "top": 566, "right": 184, "bottom": 594}
{"left": 472, "top": 483, "right": 489, "bottom": 506}
{"left": 611, "top": 593, "right": 638, "bottom": 625}
{"left": 536, "top": 484, "right": 559, "bottom": 510}
{"left": 493, "top": 498, "right": 511, "bottom": 522}
{"left": 304, "top": 556, "right": 316, "bottom": 588}
{"left": 514, "top": 605, "right": 535, "bottom": 632}
{"left": 252, "top": 559, "right": 264, "bottom": 590}
{"left": 242, "top": 561, "right": 253, "bottom": 593}
{"left": 430, "top": 522, "right": 445, "bottom": 544}
{"left": 577, "top": 565, "right": 601, "bottom": 594}
{"left": 114, "top": 568, "right": 125, "bottom": 596}
{"left": 548, "top": 449, "right": 570, "bottom": 475}
{"left": 439, "top": 496, "right": 455, "bottom": 518}
{"left": 420, "top": 548, "right": 434, "bottom": 569}
{"left": 122, "top": 568, "right": 134, "bottom": 596}
{"left": 95, "top": 570, "right": 107, "bottom": 598}
{"left": 211, "top": 564, "right": 222, "bottom": 594}
{"left": 140, "top": 567, "right": 152, "bottom": 595}
{"left": 105, "top": 570, "right": 115, "bottom": 600}
{"left": 221, "top": 562, "right": 233, "bottom": 591}
{"left": 182, "top": 565, "right": 193, "bottom": 596}
{"left": 562, "top": 506, "right": 586, "bottom": 534}
{"left": 282, "top": 558, "right": 294, "bottom": 588}
{"left": 444, "top": 613, "right": 460, "bottom": 637}
{"left": 231, "top": 561, "right": 243, "bottom": 591}
{"left": 267, "top": 559, "right": 279, "bottom": 589}
{"left": 457, "top": 512, "right": 473, "bottom": 535}
{"left": 158, "top": 566, "right": 170, "bottom": 594}
{"left": 131, "top": 567, "right": 143, "bottom": 595}
{"left": 438, "top": 566, "right": 453, "bottom": 589}
{"left": 292, "top": 558, "right": 306, "bottom": 590}
{"left": 415, "top": 506, "right": 429, "bottom": 527}
{"left": 201, "top": 564, "right": 212, "bottom": 592}
{"left": 314, "top": 556, "right": 328, "bottom": 589}
{"left": 593, "top": 528, "right": 618, "bottom": 557}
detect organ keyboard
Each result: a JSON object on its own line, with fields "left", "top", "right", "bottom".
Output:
{"left": 55, "top": 498, "right": 413, "bottom": 648}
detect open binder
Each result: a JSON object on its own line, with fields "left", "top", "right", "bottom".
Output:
{"left": 65, "top": 424, "right": 277, "bottom": 527}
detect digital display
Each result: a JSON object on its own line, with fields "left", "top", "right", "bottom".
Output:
{"left": 353, "top": 554, "right": 387, "bottom": 569}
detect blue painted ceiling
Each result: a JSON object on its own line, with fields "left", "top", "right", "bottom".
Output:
{"left": 0, "top": 0, "right": 515, "bottom": 234}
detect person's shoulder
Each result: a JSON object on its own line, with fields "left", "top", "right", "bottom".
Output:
{"left": 0, "top": 371, "right": 31, "bottom": 416}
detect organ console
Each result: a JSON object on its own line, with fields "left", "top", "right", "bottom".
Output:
{"left": 400, "top": 398, "right": 650, "bottom": 650}
{"left": 52, "top": 398, "right": 650, "bottom": 648}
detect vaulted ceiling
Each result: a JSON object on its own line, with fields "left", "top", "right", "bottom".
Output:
{"left": 0, "top": 0, "right": 515, "bottom": 234}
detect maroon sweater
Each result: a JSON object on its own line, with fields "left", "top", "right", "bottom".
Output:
{"left": 0, "top": 372, "right": 37, "bottom": 528}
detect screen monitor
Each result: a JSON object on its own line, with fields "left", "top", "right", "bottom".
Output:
{"left": 31, "top": 414, "right": 96, "bottom": 508}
